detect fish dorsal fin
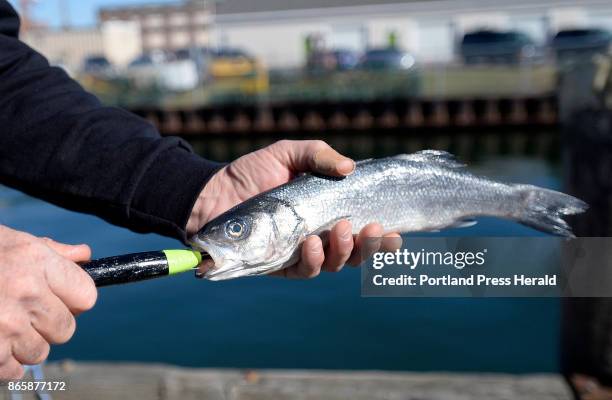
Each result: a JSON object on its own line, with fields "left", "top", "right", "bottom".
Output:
{"left": 394, "top": 150, "right": 465, "bottom": 168}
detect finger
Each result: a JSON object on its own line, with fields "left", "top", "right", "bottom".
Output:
{"left": 273, "top": 140, "right": 355, "bottom": 177}
{"left": 322, "top": 220, "right": 354, "bottom": 272}
{"left": 44, "top": 258, "right": 97, "bottom": 315}
{"left": 29, "top": 290, "right": 76, "bottom": 344}
{"left": 285, "top": 236, "right": 324, "bottom": 279}
{"left": 313, "top": 146, "right": 355, "bottom": 176}
{"left": 12, "top": 328, "right": 50, "bottom": 365}
{"left": 42, "top": 238, "right": 91, "bottom": 263}
{"left": 347, "top": 223, "right": 384, "bottom": 266}
{"left": 381, "top": 233, "right": 403, "bottom": 252}
{"left": 0, "top": 358, "right": 24, "bottom": 381}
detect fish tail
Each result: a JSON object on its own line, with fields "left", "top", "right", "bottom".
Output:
{"left": 512, "top": 185, "right": 588, "bottom": 237}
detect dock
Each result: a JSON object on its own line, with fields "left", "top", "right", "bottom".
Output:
{"left": 1, "top": 362, "right": 572, "bottom": 400}
{"left": 131, "top": 95, "right": 559, "bottom": 136}
{"left": 85, "top": 65, "right": 560, "bottom": 136}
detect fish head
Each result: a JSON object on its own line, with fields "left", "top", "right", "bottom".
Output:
{"left": 190, "top": 196, "right": 305, "bottom": 280}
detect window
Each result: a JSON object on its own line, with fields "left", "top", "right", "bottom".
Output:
{"left": 171, "top": 31, "right": 190, "bottom": 47}
{"left": 146, "top": 32, "right": 166, "bottom": 48}
{"left": 144, "top": 14, "right": 165, "bottom": 28}
{"left": 170, "top": 13, "right": 189, "bottom": 27}
{"left": 193, "top": 11, "right": 210, "bottom": 26}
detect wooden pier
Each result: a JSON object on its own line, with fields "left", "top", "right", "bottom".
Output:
{"left": 131, "top": 95, "right": 559, "bottom": 137}
{"left": 0, "top": 362, "right": 572, "bottom": 400}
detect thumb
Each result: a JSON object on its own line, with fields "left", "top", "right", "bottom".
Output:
{"left": 41, "top": 237, "right": 92, "bottom": 263}
{"left": 272, "top": 140, "right": 355, "bottom": 177}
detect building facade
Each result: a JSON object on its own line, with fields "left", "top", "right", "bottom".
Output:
{"left": 21, "top": 21, "right": 142, "bottom": 71}
{"left": 22, "top": 28, "right": 104, "bottom": 72}
{"left": 98, "top": 0, "right": 211, "bottom": 52}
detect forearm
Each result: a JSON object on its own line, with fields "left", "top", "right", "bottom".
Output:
{"left": 0, "top": 12, "right": 220, "bottom": 240}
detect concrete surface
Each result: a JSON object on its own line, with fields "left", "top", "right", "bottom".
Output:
{"left": 0, "top": 361, "right": 573, "bottom": 400}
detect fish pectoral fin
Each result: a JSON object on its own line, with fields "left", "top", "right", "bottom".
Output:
{"left": 448, "top": 219, "right": 478, "bottom": 229}
{"left": 395, "top": 150, "right": 465, "bottom": 168}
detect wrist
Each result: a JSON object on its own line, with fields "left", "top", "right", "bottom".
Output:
{"left": 186, "top": 166, "right": 226, "bottom": 237}
{"left": 186, "top": 193, "right": 206, "bottom": 236}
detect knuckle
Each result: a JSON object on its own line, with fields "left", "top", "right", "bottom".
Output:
{"left": 53, "top": 313, "right": 76, "bottom": 344}
{"left": 11, "top": 274, "right": 44, "bottom": 301}
{"left": 0, "top": 311, "right": 28, "bottom": 338}
{"left": 20, "top": 340, "right": 50, "bottom": 365}
{"left": 16, "top": 239, "right": 44, "bottom": 255}
{"left": 31, "top": 342, "right": 50, "bottom": 364}
{"left": 311, "top": 139, "right": 327, "bottom": 149}
{"left": 16, "top": 337, "right": 49, "bottom": 365}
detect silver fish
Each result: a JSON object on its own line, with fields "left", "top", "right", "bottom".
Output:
{"left": 190, "top": 150, "right": 587, "bottom": 281}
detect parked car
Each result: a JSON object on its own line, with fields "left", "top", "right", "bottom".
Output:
{"left": 174, "top": 47, "right": 213, "bottom": 83}
{"left": 82, "top": 55, "right": 112, "bottom": 75}
{"left": 460, "top": 30, "right": 538, "bottom": 65}
{"left": 359, "top": 47, "right": 415, "bottom": 70}
{"left": 205, "top": 47, "right": 269, "bottom": 94}
{"left": 306, "top": 49, "right": 359, "bottom": 73}
{"left": 128, "top": 49, "right": 169, "bottom": 67}
{"left": 207, "top": 48, "right": 260, "bottom": 79}
{"left": 127, "top": 50, "right": 199, "bottom": 91}
{"left": 550, "top": 28, "right": 612, "bottom": 63}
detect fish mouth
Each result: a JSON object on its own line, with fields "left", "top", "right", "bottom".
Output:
{"left": 190, "top": 237, "right": 245, "bottom": 281}
{"left": 204, "top": 264, "right": 248, "bottom": 281}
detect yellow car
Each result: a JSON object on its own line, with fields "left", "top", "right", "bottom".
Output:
{"left": 207, "top": 48, "right": 268, "bottom": 94}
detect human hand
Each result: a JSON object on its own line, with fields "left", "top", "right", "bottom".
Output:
{"left": 0, "top": 225, "right": 97, "bottom": 379}
{"left": 187, "top": 140, "right": 401, "bottom": 279}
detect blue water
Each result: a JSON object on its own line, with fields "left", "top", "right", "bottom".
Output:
{"left": 0, "top": 156, "right": 561, "bottom": 372}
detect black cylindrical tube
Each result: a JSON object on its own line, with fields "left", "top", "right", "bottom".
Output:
{"left": 81, "top": 251, "right": 169, "bottom": 287}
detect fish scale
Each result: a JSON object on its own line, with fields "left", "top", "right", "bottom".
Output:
{"left": 273, "top": 157, "right": 515, "bottom": 233}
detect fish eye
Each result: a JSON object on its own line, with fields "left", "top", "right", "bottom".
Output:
{"left": 225, "top": 219, "right": 248, "bottom": 239}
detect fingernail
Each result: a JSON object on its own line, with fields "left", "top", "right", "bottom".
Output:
{"left": 341, "top": 228, "right": 352, "bottom": 241}
{"left": 337, "top": 158, "right": 355, "bottom": 175}
{"left": 363, "top": 237, "right": 382, "bottom": 259}
{"left": 308, "top": 238, "right": 322, "bottom": 254}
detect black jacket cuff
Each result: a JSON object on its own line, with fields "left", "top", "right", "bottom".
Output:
{"left": 130, "top": 143, "right": 224, "bottom": 242}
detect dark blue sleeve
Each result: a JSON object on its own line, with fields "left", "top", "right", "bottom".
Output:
{"left": 0, "top": 1, "right": 222, "bottom": 241}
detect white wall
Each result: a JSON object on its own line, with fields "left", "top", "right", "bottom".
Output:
{"left": 22, "top": 29, "right": 104, "bottom": 71}
{"left": 454, "top": 12, "right": 510, "bottom": 33}
{"left": 101, "top": 21, "right": 142, "bottom": 66}
{"left": 215, "top": 22, "right": 333, "bottom": 68}
{"left": 414, "top": 22, "right": 454, "bottom": 63}
{"left": 215, "top": 16, "right": 423, "bottom": 67}
{"left": 366, "top": 17, "right": 419, "bottom": 51}
{"left": 547, "top": 7, "right": 589, "bottom": 32}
